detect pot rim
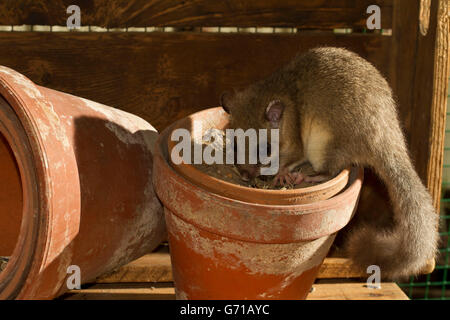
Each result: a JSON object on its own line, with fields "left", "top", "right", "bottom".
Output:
{"left": 159, "top": 113, "right": 363, "bottom": 211}
{"left": 167, "top": 107, "right": 351, "bottom": 203}
{"left": 158, "top": 124, "right": 364, "bottom": 210}
{"left": 0, "top": 79, "right": 44, "bottom": 299}
{"left": 154, "top": 120, "right": 364, "bottom": 243}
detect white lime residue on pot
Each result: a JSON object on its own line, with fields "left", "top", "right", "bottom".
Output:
{"left": 169, "top": 213, "right": 334, "bottom": 277}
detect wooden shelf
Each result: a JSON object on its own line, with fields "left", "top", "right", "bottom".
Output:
{"left": 62, "top": 247, "right": 412, "bottom": 300}
{"left": 63, "top": 281, "right": 408, "bottom": 300}
{"left": 95, "top": 247, "right": 435, "bottom": 283}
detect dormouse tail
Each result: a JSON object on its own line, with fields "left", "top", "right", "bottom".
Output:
{"left": 345, "top": 144, "right": 439, "bottom": 279}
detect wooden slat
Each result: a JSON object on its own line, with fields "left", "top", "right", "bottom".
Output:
{"left": 320, "top": 257, "right": 435, "bottom": 279}
{"left": 97, "top": 250, "right": 172, "bottom": 283}
{"left": 424, "top": 0, "right": 449, "bottom": 210}
{"left": 0, "top": 32, "right": 390, "bottom": 132}
{"left": 308, "top": 282, "right": 409, "bottom": 300}
{"left": 64, "top": 282, "right": 176, "bottom": 300}
{"left": 419, "top": 0, "right": 432, "bottom": 36}
{"left": 0, "top": 0, "right": 392, "bottom": 29}
{"left": 391, "top": 0, "right": 449, "bottom": 210}
{"left": 96, "top": 250, "right": 435, "bottom": 283}
{"left": 319, "top": 258, "right": 368, "bottom": 279}
{"left": 96, "top": 254, "right": 354, "bottom": 283}
{"left": 62, "top": 281, "right": 408, "bottom": 300}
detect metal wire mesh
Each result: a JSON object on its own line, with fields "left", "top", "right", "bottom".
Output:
{"left": 397, "top": 80, "right": 450, "bottom": 300}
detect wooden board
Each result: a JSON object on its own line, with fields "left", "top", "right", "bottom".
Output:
{"left": 96, "top": 250, "right": 173, "bottom": 283}
{"left": 390, "top": 0, "right": 449, "bottom": 210}
{"left": 422, "top": 0, "right": 449, "bottom": 210}
{"left": 0, "top": 32, "right": 390, "bottom": 132}
{"left": 62, "top": 281, "right": 408, "bottom": 300}
{"left": 0, "top": 0, "right": 392, "bottom": 29}
{"left": 95, "top": 249, "right": 435, "bottom": 283}
{"left": 309, "top": 282, "right": 409, "bottom": 300}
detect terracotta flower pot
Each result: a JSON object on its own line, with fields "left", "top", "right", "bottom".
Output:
{"left": 167, "top": 107, "right": 350, "bottom": 205}
{"left": 153, "top": 109, "right": 364, "bottom": 300}
{"left": 0, "top": 66, "right": 166, "bottom": 299}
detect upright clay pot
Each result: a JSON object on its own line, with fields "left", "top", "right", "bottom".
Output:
{"left": 0, "top": 66, "right": 166, "bottom": 299}
{"left": 153, "top": 108, "right": 364, "bottom": 300}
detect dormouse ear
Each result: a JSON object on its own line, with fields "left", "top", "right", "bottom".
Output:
{"left": 265, "top": 100, "right": 284, "bottom": 128}
{"left": 220, "top": 91, "right": 233, "bottom": 114}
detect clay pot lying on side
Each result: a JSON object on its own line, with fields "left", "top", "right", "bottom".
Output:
{"left": 0, "top": 66, "right": 166, "bottom": 299}
{"left": 153, "top": 107, "right": 364, "bottom": 300}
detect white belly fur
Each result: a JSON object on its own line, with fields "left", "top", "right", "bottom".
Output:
{"left": 301, "top": 117, "right": 332, "bottom": 172}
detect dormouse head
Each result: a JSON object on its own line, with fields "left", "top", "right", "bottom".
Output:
{"left": 220, "top": 88, "right": 291, "bottom": 182}
{"left": 221, "top": 89, "right": 285, "bottom": 131}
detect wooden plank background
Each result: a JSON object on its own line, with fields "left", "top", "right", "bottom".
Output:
{"left": 0, "top": 0, "right": 392, "bottom": 29}
{"left": 0, "top": 32, "right": 390, "bottom": 131}
{"left": 390, "top": 0, "right": 449, "bottom": 209}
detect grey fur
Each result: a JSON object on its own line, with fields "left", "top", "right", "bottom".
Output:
{"left": 223, "top": 47, "right": 439, "bottom": 279}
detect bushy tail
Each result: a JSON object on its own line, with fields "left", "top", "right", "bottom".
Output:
{"left": 345, "top": 144, "right": 439, "bottom": 279}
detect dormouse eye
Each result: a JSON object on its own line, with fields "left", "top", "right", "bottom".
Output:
{"left": 222, "top": 104, "right": 230, "bottom": 114}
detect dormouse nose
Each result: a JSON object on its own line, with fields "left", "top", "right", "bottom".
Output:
{"left": 241, "top": 171, "right": 250, "bottom": 182}
{"left": 239, "top": 167, "right": 260, "bottom": 182}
